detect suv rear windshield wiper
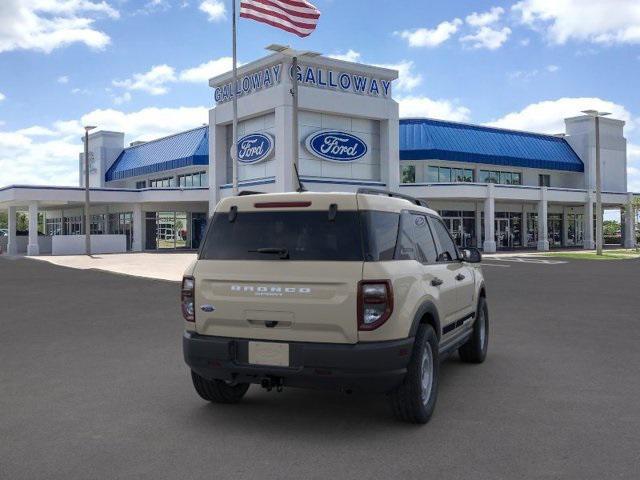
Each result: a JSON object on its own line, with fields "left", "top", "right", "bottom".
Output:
{"left": 248, "top": 247, "right": 290, "bottom": 259}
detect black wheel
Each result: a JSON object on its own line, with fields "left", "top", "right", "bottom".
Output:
{"left": 459, "top": 296, "right": 489, "bottom": 363}
{"left": 191, "top": 370, "right": 250, "bottom": 404}
{"left": 388, "top": 324, "right": 439, "bottom": 424}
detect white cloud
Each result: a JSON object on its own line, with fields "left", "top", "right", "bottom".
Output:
{"left": 461, "top": 26, "right": 511, "bottom": 50}
{"left": 486, "top": 97, "right": 635, "bottom": 134}
{"left": 466, "top": 7, "right": 504, "bottom": 27}
{"left": 0, "top": 92, "right": 5, "bottom": 102}
{"left": 513, "top": 0, "right": 640, "bottom": 45}
{"left": 0, "top": 0, "right": 119, "bottom": 54}
{"left": 113, "top": 91, "right": 132, "bottom": 105}
{"left": 373, "top": 60, "right": 422, "bottom": 93}
{"left": 508, "top": 65, "right": 560, "bottom": 81}
{"left": 398, "top": 96, "right": 471, "bottom": 122}
{"left": 199, "top": 0, "right": 226, "bottom": 22}
{"left": 179, "top": 57, "right": 234, "bottom": 82}
{"left": 57, "top": 75, "right": 69, "bottom": 84}
{"left": 520, "top": 38, "right": 531, "bottom": 46}
{"left": 113, "top": 64, "right": 177, "bottom": 95}
{"left": 0, "top": 106, "right": 208, "bottom": 187}
{"left": 328, "top": 50, "right": 362, "bottom": 63}
{"left": 396, "top": 19, "right": 463, "bottom": 48}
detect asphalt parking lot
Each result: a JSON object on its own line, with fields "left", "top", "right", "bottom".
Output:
{"left": 1, "top": 256, "right": 639, "bottom": 479}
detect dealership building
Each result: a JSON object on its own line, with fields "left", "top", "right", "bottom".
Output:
{"left": 0, "top": 52, "right": 637, "bottom": 255}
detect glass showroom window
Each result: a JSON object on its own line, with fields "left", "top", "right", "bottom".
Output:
{"left": 480, "top": 170, "right": 521, "bottom": 185}
{"left": 428, "top": 166, "right": 473, "bottom": 183}
{"left": 46, "top": 218, "right": 63, "bottom": 236}
{"left": 149, "top": 177, "right": 175, "bottom": 188}
{"left": 178, "top": 171, "right": 207, "bottom": 188}
{"left": 135, "top": 180, "right": 147, "bottom": 189}
{"left": 90, "top": 214, "right": 107, "bottom": 234}
{"left": 539, "top": 174, "right": 551, "bottom": 187}
{"left": 401, "top": 165, "right": 416, "bottom": 184}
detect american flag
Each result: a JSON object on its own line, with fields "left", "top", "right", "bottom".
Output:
{"left": 240, "top": 0, "right": 321, "bottom": 38}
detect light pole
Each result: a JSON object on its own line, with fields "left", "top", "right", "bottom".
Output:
{"left": 266, "top": 44, "right": 320, "bottom": 191}
{"left": 581, "top": 110, "right": 610, "bottom": 256}
{"left": 83, "top": 125, "right": 96, "bottom": 255}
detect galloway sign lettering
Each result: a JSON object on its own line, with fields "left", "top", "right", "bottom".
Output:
{"left": 305, "top": 131, "right": 368, "bottom": 163}
{"left": 234, "top": 133, "right": 275, "bottom": 164}
{"left": 214, "top": 64, "right": 282, "bottom": 104}
{"left": 292, "top": 64, "right": 392, "bottom": 99}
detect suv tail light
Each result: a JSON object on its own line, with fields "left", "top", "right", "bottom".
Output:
{"left": 358, "top": 280, "right": 393, "bottom": 331}
{"left": 181, "top": 276, "right": 195, "bottom": 322}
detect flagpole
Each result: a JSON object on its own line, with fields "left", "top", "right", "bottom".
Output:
{"left": 291, "top": 55, "right": 300, "bottom": 191}
{"left": 231, "top": 0, "right": 239, "bottom": 195}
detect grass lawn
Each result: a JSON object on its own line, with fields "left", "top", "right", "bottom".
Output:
{"left": 543, "top": 249, "right": 640, "bottom": 260}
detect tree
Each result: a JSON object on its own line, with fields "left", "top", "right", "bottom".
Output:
{"left": 0, "top": 211, "right": 6, "bottom": 230}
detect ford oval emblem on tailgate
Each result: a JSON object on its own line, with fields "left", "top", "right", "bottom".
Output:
{"left": 200, "top": 305, "right": 215, "bottom": 312}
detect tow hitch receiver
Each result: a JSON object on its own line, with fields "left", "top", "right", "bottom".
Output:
{"left": 260, "top": 376, "right": 284, "bottom": 392}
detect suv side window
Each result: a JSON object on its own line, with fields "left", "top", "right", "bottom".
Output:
{"left": 412, "top": 214, "right": 438, "bottom": 264}
{"left": 428, "top": 216, "right": 459, "bottom": 262}
{"left": 394, "top": 212, "right": 437, "bottom": 263}
{"left": 395, "top": 212, "right": 417, "bottom": 260}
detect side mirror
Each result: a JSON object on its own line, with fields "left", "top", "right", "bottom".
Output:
{"left": 462, "top": 247, "right": 482, "bottom": 263}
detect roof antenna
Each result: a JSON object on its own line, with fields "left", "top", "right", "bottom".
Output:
{"left": 294, "top": 163, "right": 306, "bottom": 193}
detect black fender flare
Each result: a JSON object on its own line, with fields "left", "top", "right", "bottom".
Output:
{"left": 409, "top": 301, "right": 442, "bottom": 340}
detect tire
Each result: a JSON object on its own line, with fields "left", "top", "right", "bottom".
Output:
{"left": 191, "top": 370, "right": 250, "bottom": 404}
{"left": 389, "top": 324, "right": 439, "bottom": 424}
{"left": 459, "top": 296, "right": 489, "bottom": 364}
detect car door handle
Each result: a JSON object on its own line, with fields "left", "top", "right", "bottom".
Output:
{"left": 455, "top": 273, "right": 466, "bottom": 281}
{"left": 431, "top": 278, "right": 443, "bottom": 287}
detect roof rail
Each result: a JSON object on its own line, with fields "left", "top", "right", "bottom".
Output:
{"left": 356, "top": 188, "right": 429, "bottom": 208}
{"left": 237, "top": 190, "right": 266, "bottom": 196}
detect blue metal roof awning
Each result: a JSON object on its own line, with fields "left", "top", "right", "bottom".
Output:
{"left": 105, "top": 126, "right": 209, "bottom": 182}
{"left": 399, "top": 118, "right": 584, "bottom": 172}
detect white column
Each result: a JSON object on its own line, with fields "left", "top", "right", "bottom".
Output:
{"left": 274, "top": 104, "right": 295, "bottom": 193}
{"left": 483, "top": 184, "right": 496, "bottom": 253}
{"left": 537, "top": 187, "right": 549, "bottom": 251}
{"left": 27, "top": 203, "right": 40, "bottom": 256}
{"left": 7, "top": 206, "right": 17, "bottom": 255}
{"left": 209, "top": 109, "right": 227, "bottom": 211}
{"left": 584, "top": 195, "right": 595, "bottom": 249}
{"left": 475, "top": 203, "right": 482, "bottom": 248}
{"left": 381, "top": 111, "right": 400, "bottom": 192}
{"left": 132, "top": 204, "right": 143, "bottom": 252}
{"left": 624, "top": 193, "right": 637, "bottom": 248}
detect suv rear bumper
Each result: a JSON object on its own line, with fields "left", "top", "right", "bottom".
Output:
{"left": 183, "top": 331, "right": 414, "bottom": 393}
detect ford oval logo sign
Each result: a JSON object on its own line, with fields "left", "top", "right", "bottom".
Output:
{"left": 305, "top": 131, "right": 367, "bottom": 163}
{"left": 234, "top": 133, "right": 274, "bottom": 165}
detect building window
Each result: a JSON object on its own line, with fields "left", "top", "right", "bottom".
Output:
{"left": 136, "top": 180, "right": 147, "bottom": 189}
{"left": 427, "top": 166, "right": 473, "bottom": 183}
{"left": 480, "top": 170, "right": 522, "bottom": 185}
{"left": 539, "top": 174, "right": 551, "bottom": 187}
{"left": 46, "top": 218, "right": 63, "bottom": 236}
{"left": 401, "top": 165, "right": 416, "bottom": 184}
{"left": 149, "top": 177, "right": 175, "bottom": 188}
{"left": 177, "top": 171, "right": 208, "bottom": 188}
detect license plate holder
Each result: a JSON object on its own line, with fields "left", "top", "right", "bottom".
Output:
{"left": 248, "top": 341, "right": 290, "bottom": 367}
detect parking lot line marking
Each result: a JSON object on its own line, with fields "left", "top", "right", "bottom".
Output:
{"left": 481, "top": 263, "right": 511, "bottom": 267}
{"left": 489, "top": 257, "right": 568, "bottom": 265}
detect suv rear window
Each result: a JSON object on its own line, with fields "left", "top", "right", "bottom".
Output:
{"left": 200, "top": 209, "right": 401, "bottom": 262}
{"left": 200, "top": 210, "right": 364, "bottom": 261}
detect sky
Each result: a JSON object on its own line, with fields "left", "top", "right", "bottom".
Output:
{"left": 1, "top": 0, "right": 639, "bottom": 196}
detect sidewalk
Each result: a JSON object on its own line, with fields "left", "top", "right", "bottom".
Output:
{"left": 27, "top": 252, "right": 196, "bottom": 281}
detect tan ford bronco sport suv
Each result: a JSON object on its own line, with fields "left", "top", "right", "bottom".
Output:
{"left": 182, "top": 189, "right": 488, "bottom": 423}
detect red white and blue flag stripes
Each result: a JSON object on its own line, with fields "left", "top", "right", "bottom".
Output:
{"left": 240, "top": 0, "right": 321, "bottom": 37}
